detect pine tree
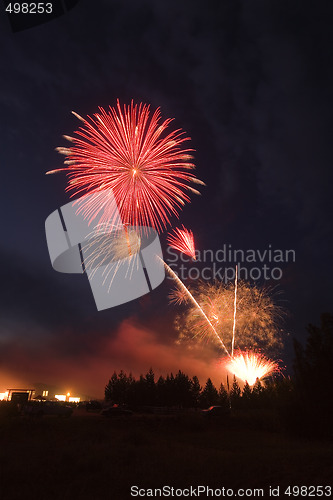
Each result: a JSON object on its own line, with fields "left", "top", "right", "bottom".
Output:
{"left": 156, "top": 375, "right": 165, "bottom": 406}
{"left": 200, "top": 378, "right": 219, "bottom": 408}
{"left": 293, "top": 313, "right": 333, "bottom": 422}
{"left": 105, "top": 371, "right": 118, "bottom": 401}
{"left": 117, "top": 370, "right": 129, "bottom": 404}
{"left": 252, "top": 378, "right": 263, "bottom": 396}
{"left": 143, "top": 368, "right": 156, "bottom": 405}
{"left": 145, "top": 367, "right": 155, "bottom": 386}
{"left": 191, "top": 376, "right": 202, "bottom": 408}
{"left": 218, "top": 383, "right": 229, "bottom": 409}
{"left": 242, "top": 381, "right": 252, "bottom": 409}
{"left": 165, "top": 373, "right": 175, "bottom": 406}
{"left": 294, "top": 313, "right": 333, "bottom": 403}
{"left": 126, "top": 373, "right": 137, "bottom": 407}
{"left": 104, "top": 371, "right": 135, "bottom": 404}
{"left": 242, "top": 381, "right": 252, "bottom": 398}
{"left": 174, "top": 370, "right": 192, "bottom": 408}
{"left": 230, "top": 376, "right": 241, "bottom": 409}
{"left": 250, "top": 378, "right": 264, "bottom": 408}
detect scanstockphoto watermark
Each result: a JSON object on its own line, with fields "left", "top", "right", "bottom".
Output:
{"left": 130, "top": 484, "right": 271, "bottom": 496}
{"left": 166, "top": 244, "right": 296, "bottom": 282}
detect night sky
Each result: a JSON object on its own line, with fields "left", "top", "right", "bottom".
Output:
{"left": 1, "top": 0, "right": 332, "bottom": 398}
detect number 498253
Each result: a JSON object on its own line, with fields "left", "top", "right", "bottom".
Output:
{"left": 284, "top": 485, "right": 332, "bottom": 497}
{"left": 5, "top": 3, "right": 53, "bottom": 14}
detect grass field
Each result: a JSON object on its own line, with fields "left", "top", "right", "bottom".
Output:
{"left": 0, "top": 408, "right": 332, "bottom": 499}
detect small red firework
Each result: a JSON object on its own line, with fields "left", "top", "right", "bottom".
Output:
{"left": 167, "top": 225, "right": 196, "bottom": 259}
{"left": 47, "top": 101, "right": 204, "bottom": 232}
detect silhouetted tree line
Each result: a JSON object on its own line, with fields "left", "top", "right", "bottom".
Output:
{"left": 105, "top": 369, "right": 212, "bottom": 408}
{"left": 282, "top": 313, "right": 333, "bottom": 437}
{"left": 105, "top": 366, "right": 286, "bottom": 410}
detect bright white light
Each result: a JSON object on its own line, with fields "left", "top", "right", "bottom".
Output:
{"left": 69, "top": 397, "right": 80, "bottom": 403}
{"left": 0, "top": 391, "right": 9, "bottom": 401}
{"left": 55, "top": 394, "right": 66, "bottom": 402}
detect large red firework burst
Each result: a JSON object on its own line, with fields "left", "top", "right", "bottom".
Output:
{"left": 47, "top": 101, "right": 204, "bottom": 231}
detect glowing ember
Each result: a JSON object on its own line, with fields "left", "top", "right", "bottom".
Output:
{"left": 47, "top": 101, "right": 205, "bottom": 231}
{"left": 168, "top": 287, "right": 189, "bottom": 305}
{"left": 167, "top": 225, "right": 196, "bottom": 259}
{"left": 225, "top": 350, "right": 280, "bottom": 385}
{"left": 110, "top": 225, "right": 141, "bottom": 260}
{"left": 82, "top": 224, "right": 142, "bottom": 290}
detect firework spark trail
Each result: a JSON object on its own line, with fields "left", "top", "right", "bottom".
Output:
{"left": 177, "top": 280, "right": 284, "bottom": 355}
{"left": 47, "top": 101, "right": 205, "bottom": 231}
{"left": 159, "top": 257, "right": 230, "bottom": 356}
{"left": 225, "top": 350, "right": 280, "bottom": 385}
{"left": 231, "top": 265, "right": 238, "bottom": 356}
{"left": 167, "top": 226, "right": 196, "bottom": 259}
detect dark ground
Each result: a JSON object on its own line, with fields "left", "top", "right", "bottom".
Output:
{"left": 0, "top": 408, "right": 332, "bottom": 500}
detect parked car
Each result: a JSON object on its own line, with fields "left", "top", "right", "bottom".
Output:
{"left": 201, "top": 405, "right": 230, "bottom": 417}
{"left": 23, "top": 401, "right": 73, "bottom": 417}
{"left": 101, "top": 406, "right": 133, "bottom": 417}
{"left": 86, "top": 400, "right": 103, "bottom": 412}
